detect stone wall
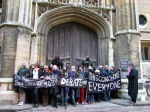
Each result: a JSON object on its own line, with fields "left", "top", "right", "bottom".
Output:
{"left": 14, "top": 27, "right": 32, "bottom": 74}
{"left": 114, "top": 34, "right": 141, "bottom": 77}
{"left": 0, "top": 26, "right": 18, "bottom": 78}
{"left": 0, "top": 26, "right": 32, "bottom": 77}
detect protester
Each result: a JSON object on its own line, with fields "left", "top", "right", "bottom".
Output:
{"left": 76, "top": 65, "right": 85, "bottom": 104}
{"left": 50, "top": 65, "right": 60, "bottom": 108}
{"left": 69, "top": 66, "right": 77, "bottom": 106}
{"left": 86, "top": 66, "right": 95, "bottom": 104}
{"left": 81, "top": 56, "right": 92, "bottom": 72}
{"left": 60, "top": 65, "right": 71, "bottom": 109}
{"left": 14, "top": 62, "right": 122, "bottom": 107}
{"left": 40, "top": 65, "right": 50, "bottom": 106}
{"left": 110, "top": 66, "right": 115, "bottom": 74}
{"left": 32, "top": 63, "right": 42, "bottom": 107}
{"left": 17, "top": 63, "right": 28, "bottom": 106}
{"left": 126, "top": 63, "right": 138, "bottom": 105}
{"left": 94, "top": 69, "right": 101, "bottom": 102}
{"left": 52, "top": 56, "right": 63, "bottom": 70}
{"left": 102, "top": 65, "right": 111, "bottom": 101}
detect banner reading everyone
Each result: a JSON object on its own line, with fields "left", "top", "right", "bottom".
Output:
{"left": 88, "top": 70, "right": 121, "bottom": 93}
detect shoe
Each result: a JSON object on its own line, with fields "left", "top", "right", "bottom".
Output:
{"left": 65, "top": 105, "right": 67, "bottom": 109}
{"left": 130, "top": 102, "right": 136, "bottom": 106}
{"left": 61, "top": 103, "right": 65, "bottom": 107}
{"left": 18, "top": 102, "right": 24, "bottom": 106}
{"left": 73, "top": 103, "right": 76, "bottom": 106}
{"left": 17, "top": 102, "right": 21, "bottom": 106}
{"left": 82, "top": 102, "right": 85, "bottom": 105}
{"left": 108, "top": 98, "right": 111, "bottom": 101}
{"left": 33, "top": 104, "right": 39, "bottom": 108}
{"left": 76, "top": 102, "right": 79, "bottom": 105}
{"left": 21, "top": 102, "right": 24, "bottom": 106}
{"left": 33, "top": 104, "right": 36, "bottom": 108}
{"left": 55, "top": 105, "right": 58, "bottom": 109}
{"left": 36, "top": 104, "right": 39, "bottom": 107}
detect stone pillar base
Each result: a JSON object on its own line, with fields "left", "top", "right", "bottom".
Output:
{"left": 0, "top": 78, "right": 19, "bottom": 104}
{"left": 0, "top": 91, "right": 19, "bottom": 105}
{"left": 118, "top": 89, "right": 147, "bottom": 102}
{"left": 118, "top": 79, "right": 147, "bottom": 102}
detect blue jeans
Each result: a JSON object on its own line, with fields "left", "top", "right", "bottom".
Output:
{"left": 87, "top": 93, "right": 93, "bottom": 102}
{"left": 70, "top": 88, "right": 76, "bottom": 105}
{"left": 103, "top": 92, "right": 111, "bottom": 101}
{"left": 33, "top": 88, "right": 39, "bottom": 104}
{"left": 61, "top": 87, "right": 69, "bottom": 105}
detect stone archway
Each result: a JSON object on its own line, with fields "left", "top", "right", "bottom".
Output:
{"left": 31, "top": 6, "right": 113, "bottom": 66}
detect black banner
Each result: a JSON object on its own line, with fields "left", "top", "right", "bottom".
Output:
{"left": 15, "top": 70, "right": 121, "bottom": 91}
{"left": 15, "top": 75, "right": 58, "bottom": 88}
{"left": 58, "top": 78, "right": 87, "bottom": 88}
{"left": 88, "top": 70, "right": 121, "bottom": 93}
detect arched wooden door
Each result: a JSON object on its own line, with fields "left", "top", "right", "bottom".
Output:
{"left": 47, "top": 22, "right": 98, "bottom": 67}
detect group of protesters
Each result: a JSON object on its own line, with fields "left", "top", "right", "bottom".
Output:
{"left": 16, "top": 56, "right": 117, "bottom": 109}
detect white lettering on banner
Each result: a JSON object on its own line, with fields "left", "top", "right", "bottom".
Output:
{"left": 88, "top": 80, "right": 121, "bottom": 93}
{"left": 60, "top": 78, "right": 87, "bottom": 87}
{"left": 88, "top": 82, "right": 92, "bottom": 91}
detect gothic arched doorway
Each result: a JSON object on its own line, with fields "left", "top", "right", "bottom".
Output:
{"left": 47, "top": 22, "right": 98, "bottom": 67}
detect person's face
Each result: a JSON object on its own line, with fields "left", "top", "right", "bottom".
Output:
{"left": 22, "top": 63, "right": 26, "bottom": 68}
{"left": 79, "top": 67, "right": 83, "bottom": 71}
{"left": 44, "top": 68, "right": 48, "bottom": 72}
{"left": 63, "top": 66, "right": 66, "bottom": 70}
{"left": 52, "top": 65, "right": 57, "bottom": 70}
{"left": 104, "top": 66, "right": 109, "bottom": 70}
{"left": 128, "top": 65, "right": 132, "bottom": 70}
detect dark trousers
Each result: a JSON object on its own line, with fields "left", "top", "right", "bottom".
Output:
{"left": 53, "top": 94, "right": 57, "bottom": 107}
{"left": 33, "top": 88, "right": 39, "bottom": 105}
{"left": 103, "top": 92, "right": 111, "bottom": 101}
{"left": 41, "top": 88, "right": 49, "bottom": 106}
{"left": 61, "top": 87, "right": 69, "bottom": 105}
{"left": 87, "top": 93, "right": 93, "bottom": 102}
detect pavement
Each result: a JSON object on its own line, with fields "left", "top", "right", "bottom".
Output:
{"left": 0, "top": 98, "right": 150, "bottom": 112}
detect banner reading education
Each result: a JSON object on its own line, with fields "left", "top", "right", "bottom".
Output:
{"left": 88, "top": 70, "right": 121, "bottom": 93}
{"left": 15, "top": 74, "right": 58, "bottom": 88}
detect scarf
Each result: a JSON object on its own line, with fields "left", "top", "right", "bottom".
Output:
{"left": 33, "top": 68, "right": 39, "bottom": 79}
{"left": 128, "top": 67, "right": 133, "bottom": 75}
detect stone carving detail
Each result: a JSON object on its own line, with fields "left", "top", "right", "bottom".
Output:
{"left": 84, "top": 0, "right": 99, "bottom": 7}
{"left": 39, "top": 6, "right": 47, "bottom": 13}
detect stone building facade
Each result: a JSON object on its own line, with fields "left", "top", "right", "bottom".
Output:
{"left": 0, "top": 0, "right": 149, "bottom": 104}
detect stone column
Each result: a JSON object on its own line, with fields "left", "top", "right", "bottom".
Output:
{"left": 115, "top": 0, "right": 145, "bottom": 101}
{"left": 30, "top": 33, "right": 39, "bottom": 64}
{"left": 14, "top": 28, "right": 32, "bottom": 74}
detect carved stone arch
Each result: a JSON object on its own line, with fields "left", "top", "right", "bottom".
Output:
{"left": 31, "top": 6, "right": 113, "bottom": 66}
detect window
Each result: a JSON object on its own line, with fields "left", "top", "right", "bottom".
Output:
{"left": 0, "top": 0, "right": 2, "bottom": 8}
{"left": 0, "top": 47, "right": 1, "bottom": 55}
{"left": 141, "top": 41, "right": 150, "bottom": 61}
{"left": 139, "top": 15, "right": 147, "bottom": 26}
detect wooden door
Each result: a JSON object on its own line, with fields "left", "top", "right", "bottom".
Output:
{"left": 47, "top": 22, "right": 98, "bottom": 68}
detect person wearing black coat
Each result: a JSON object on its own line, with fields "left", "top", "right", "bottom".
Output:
{"left": 126, "top": 63, "right": 138, "bottom": 104}
{"left": 51, "top": 56, "right": 63, "bottom": 70}
{"left": 50, "top": 65, "right": 61, "bottom": 109}
{"left": 32, "top": 63, "right": 43, "bottom": 107}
